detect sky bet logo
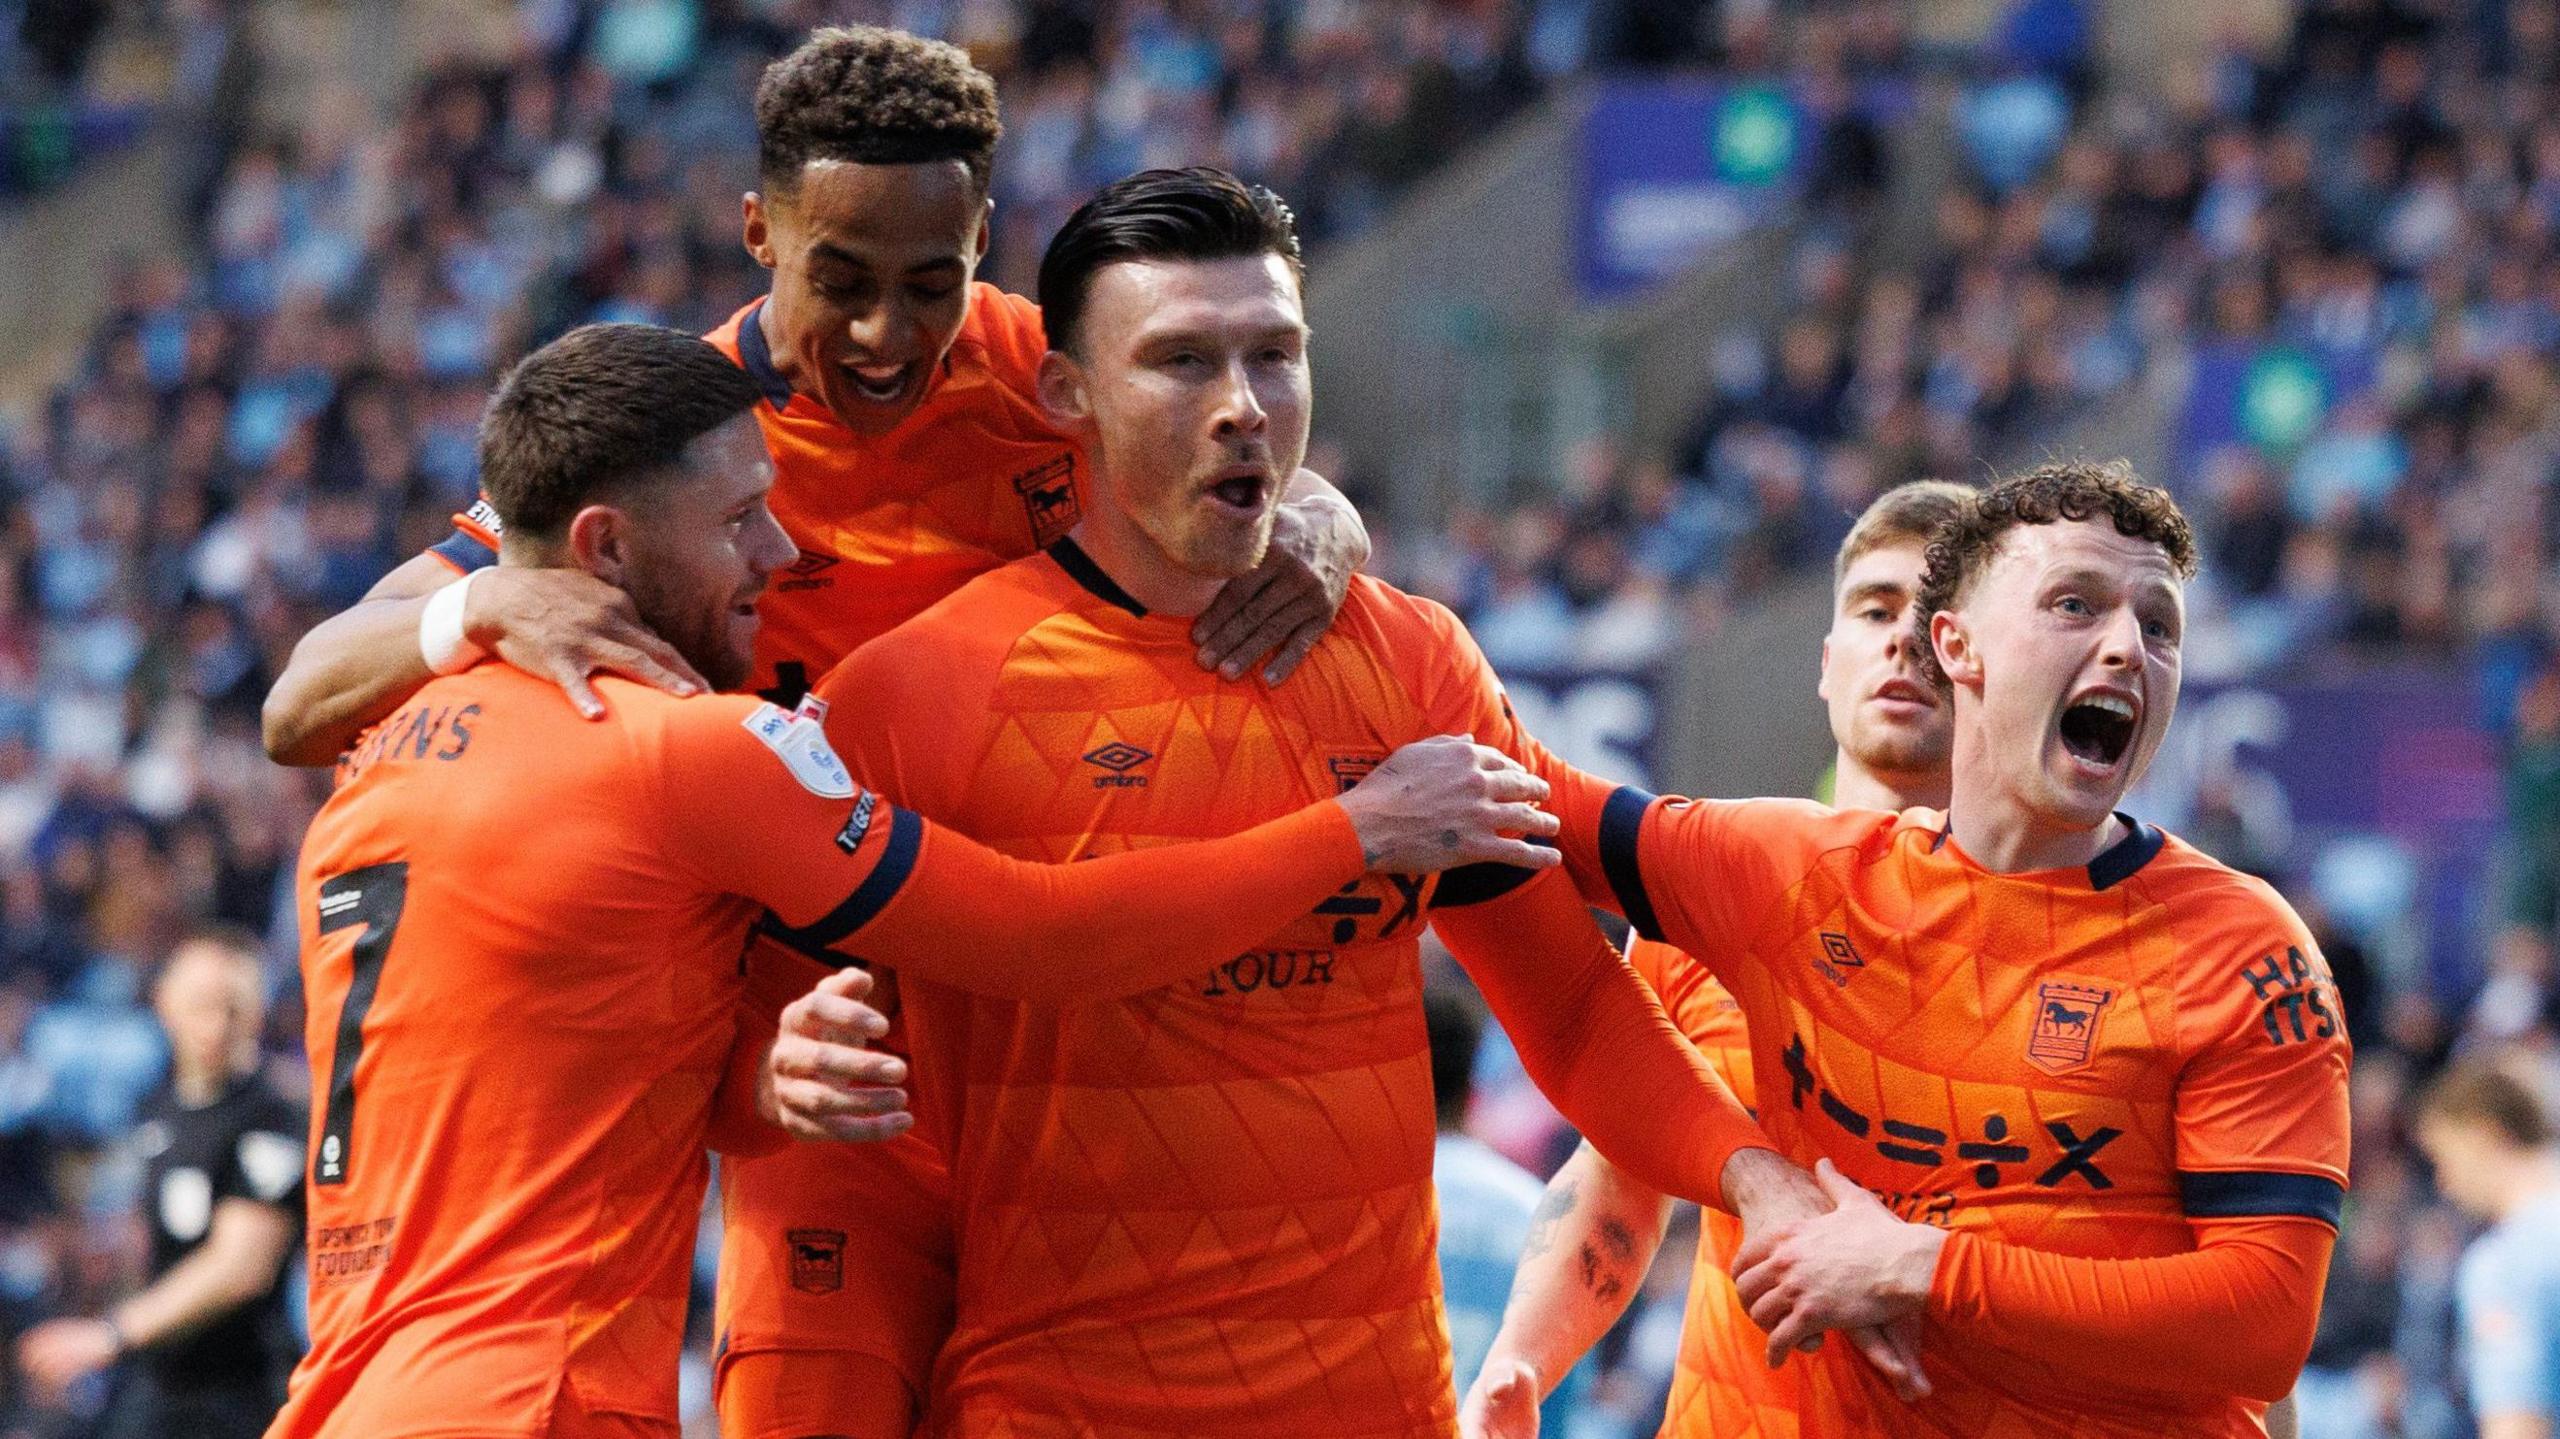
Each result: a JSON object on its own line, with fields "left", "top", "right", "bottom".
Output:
{"left": 1083, "top": 742, "right": 1152, "bottom": 789}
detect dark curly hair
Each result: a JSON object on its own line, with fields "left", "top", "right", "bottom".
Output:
{"left": 754, "top": 26, "right": 1001, "bottom": 196}
{"left": 1912, "top": 459, "right": 2198, "bottom": 691}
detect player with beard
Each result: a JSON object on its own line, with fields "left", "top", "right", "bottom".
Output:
{"left": 253, "top": 36, "right": 1373, "bottom": 1436}
{"left": 260, "top": 24, "right": 1366, "bottom": 754}
{"left": 1496, "top": 463, "right": 2349, "bottom": 1437}
{"left": 266, "top": 323, "right": 1557, "bottom": 1439}
{"left": 757, "top": 168, "right": 1925, "bottom": 1439}
{"left": 1459, "top": 480, "right": 1967, "bottom": 1439}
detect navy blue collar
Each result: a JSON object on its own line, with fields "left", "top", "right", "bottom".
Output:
{"left": 1047, "top": 537, "right": 1149, "bottom": 617}
{"left": 1930, "top": 812, "right": 2165, "bottom": 891}
{"left": 2088, "top": 814, "right": 2166, "bottom": 890}
{"left": 734, "top": 299, "right": 795, "bottom": 411}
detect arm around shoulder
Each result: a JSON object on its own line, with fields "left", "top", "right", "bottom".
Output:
{"left": 262, "top": 550, "right": 459, "bottom": 764}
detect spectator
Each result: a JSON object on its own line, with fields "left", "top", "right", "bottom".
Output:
{"left": 13, "top": 931, "right": 302, "bottom": 1439}
{"left": 2414, "top": 1063, "right": 2560, "bottom": 1438}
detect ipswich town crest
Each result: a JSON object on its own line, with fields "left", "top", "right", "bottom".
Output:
{"left": 2026, "top": 981, "right": 2115, "bottom": 1075}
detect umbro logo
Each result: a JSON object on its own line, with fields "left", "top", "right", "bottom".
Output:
{"left": 1083, "top": 742, "right": 1152, "bottom": 789}
{"left": 1813, "top": 931, "right": 1865, "bottom": 987}
{"left": 778, "top": 549, "right": 837, "bottom": 592}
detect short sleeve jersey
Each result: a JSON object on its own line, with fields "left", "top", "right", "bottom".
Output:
{"left": 1571, "top": 793, "right": 2351, "bottom": 1438}
{"left": 431, "top": 285, "right": 1086, "bottom": 702}
{"left": 272, "top": 670, "right": 926, "bottom": 1439}
{"left": 132, "top": 1071, "right": 305, "bottom": 1393}
{"left": 820, "top": 546, "right": 1543, "bottom": 1439}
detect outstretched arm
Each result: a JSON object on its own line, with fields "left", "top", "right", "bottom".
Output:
{"left": 1432, "top": 874, "right": 1932, "bottom": 1403}
{"left": 1460, "top": 1142, "right": 1672, "bottom": 1438}
{"left": 848, "top": 736, "right": 1556, "bottom": 1001}
{"left": 1428, "top": 866, "right": 1771, "bottom": 1210}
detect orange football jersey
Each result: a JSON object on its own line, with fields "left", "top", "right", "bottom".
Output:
{"left": 818, "top": 542, "right": 1757, "bottom": 1439}
{"left": 271, "top": 660, "right": 1375, "bottom": 1439}
{"left": 430, "top": 284, "right": 1086, "bottom": 703}
{"left": 1548, "top": 790, "right": 2349, "bottom": 1438}
{"left": 273, "top": 671, "right": 936, "bottom": 1439}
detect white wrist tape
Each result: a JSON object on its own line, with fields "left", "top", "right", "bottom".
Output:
{"left": 419, "top": 570, "right": 488, "bottom": 675}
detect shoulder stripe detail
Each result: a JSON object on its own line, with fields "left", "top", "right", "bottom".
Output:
{"left": 428, "top": 528, "right": 496, "bottom": 574}
{"left": 772, "top": 806, "right": 924, "bottom": 952}
{"left": 2179, "top": 1170, "right": 2344, "bottom": 1226}
{"left": 1599, "top": 786, "right": 1664, "bottom": 941}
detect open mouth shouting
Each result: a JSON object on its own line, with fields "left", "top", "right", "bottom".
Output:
{"left": 2057, "top": 688, "right": 2140, "bottom": 772}
{"left": 1204, "top": 465, "right": 1273, "bottom": 519}
{"left": 839, "top": 358, "right": 919, "bottom": 406}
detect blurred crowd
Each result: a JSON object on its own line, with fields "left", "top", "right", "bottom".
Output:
{"left": 2, "top": 0, "right": 2559, "bottom": 1433}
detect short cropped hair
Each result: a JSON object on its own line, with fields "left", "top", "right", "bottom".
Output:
{"left": 2417, "top": 1062, "right": 2553, "bottom": 1149}
{"left": 1912, "top": 459, "right": 2198, "bottom": 691}
{"left": 1036, "top": 167, "right": 1304, "bottom": 354}
{"left": 478, "top": 324, "right": 761, "bottom": 539}
{"left": 1834, "top": 479, "right": 1974, "bottom": 590}
{"left": 755, "top": 26, "right": 1001, "bottom": 195}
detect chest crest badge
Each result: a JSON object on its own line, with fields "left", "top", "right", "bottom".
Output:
{"left": 2027, "top": 980, "right": 2116, "bottom": 1075}
{"left": 1013, "top": 455, "right": 1081, "bottom": 547}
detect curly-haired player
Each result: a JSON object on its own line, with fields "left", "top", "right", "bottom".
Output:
{"left": 259, "top": 32, "right": 1371, "bottom": 1438}
{"left": 1497, "top": 461, "right": 2349, "bottom": 1437}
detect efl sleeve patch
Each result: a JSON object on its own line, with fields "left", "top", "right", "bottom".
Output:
{"left": 741, "top": 702, "right": 858, "bottom": 799}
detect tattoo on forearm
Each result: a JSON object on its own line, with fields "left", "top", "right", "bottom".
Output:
{"left": 1598, "top": 1216, "right": 1637, "bottom": 1262}
{"left": 1522, "top": 1177, "right": 1580, "bottom": 1260}
{"left": 1578, "top": 1241, "right": 1626, "bottom": 1304}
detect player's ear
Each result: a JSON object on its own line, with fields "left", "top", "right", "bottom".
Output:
{"left": 972, "top": 198, "right": 994, "bottom": 264}
{"left": 1816, "top": 637, "right": 1834, "bottom": 700}
{"left": 1931, "top": 610, "right": 1981, "bottom": 689}
{"left": 565, "top": 504, "right": 633, "bottom": 586}
{"left": 742, "top": 192, "right": 776, "bottom": 270}
{"left": 1037, "top": 349, "right": 1092, "bottom": 430}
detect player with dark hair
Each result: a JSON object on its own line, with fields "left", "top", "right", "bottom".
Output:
{"left": 260, "top": 24, "right": 1366, "bottom": 764}
{"left": 759, "top": 166, "right": 1883, "bottom": 1438}
{"left": 254, "top": 31, "right": 1372, "bottom": 1437}
{"left": 261, "top": 322, "right": 1553, "bottom": 1439}
{"left": 1461, "top": 478, "right": 1969, "bottom": 1437}
{"left": 1491, "top": 459, "right": 2350, "bottom": 1436}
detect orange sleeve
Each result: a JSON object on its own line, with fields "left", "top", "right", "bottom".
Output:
{"left": 1432, "top": 867, "right": 1775, "bottom": 1212}
{"left": 1928, "top": 1215, "right": 2334, "bottom": 1403}
{"left": 1629, "top": 938, "right": 1755, "bottom": 1103}
{"left": 2173, "top": 893, "right": 2353, "bottom": 1195}
{"left": 653, "top": 695, "right": 1372, "bottom": 1004}
{"left": 845, "top": 804, "right": 1362, "bottom": 1001}
{"left": 1502, "top": 753, "right": 1832, "bottom": 975}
